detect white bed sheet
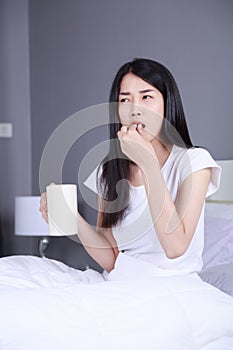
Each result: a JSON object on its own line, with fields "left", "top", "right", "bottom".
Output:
{"left": 200, "top": 203, "right": 233, "bottom": 297}
{"left": 203, "top": 203, "right": 233, "bottom": 269}
{"left": 0, "top": 255, "right": 233, "bottom": 350}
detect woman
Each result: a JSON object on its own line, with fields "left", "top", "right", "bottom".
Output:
{"left": 40, "top": 58, "right": 221, "bottom": 277}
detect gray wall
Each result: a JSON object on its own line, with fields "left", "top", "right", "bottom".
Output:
{"left": 0, "top": 0, "right": 36, "bottom": 256}
{"left": 1, "top": 0, "right": 233, "bottom": 268}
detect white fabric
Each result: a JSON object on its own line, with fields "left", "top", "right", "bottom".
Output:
{"left": 85, "top": 145, "right": 221, "bottom": 275}
{"left": 0, "top": 255, "right": 233, "bottom": 350}
{"left": 112, "top": 146, "right": 221, "bottom": 274}
{"left": 199, "top": 262, "right": 233, "bottom": 297}
{"left": 199, "top": 203, "right": 233, "bottom": 296}
{"left": 203, "top": 203, "right": 233, "bottom": 268}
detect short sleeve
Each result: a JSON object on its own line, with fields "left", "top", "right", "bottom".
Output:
{"left": 178, "top": 148, "right": 222, "bottom": 198}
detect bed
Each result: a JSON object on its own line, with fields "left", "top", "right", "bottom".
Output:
{"left": 199, "top": 160, "right": 233, "bottom": 298}
{"left": 199, "top": 202, "right": 233, "bottom": 297}
{"left": 0, "top": 161, "right": 233, "bottom": 349}
{"left": 0, "top": 254, "right": 233, "bottom": 350}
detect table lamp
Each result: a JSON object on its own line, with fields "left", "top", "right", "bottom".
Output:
{"left": 15, "top": 196, "right": 51, "bottom": 257}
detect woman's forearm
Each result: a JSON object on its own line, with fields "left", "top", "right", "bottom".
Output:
{"left": 142, "top": 158, "right": 211, "bottom": 259}
{"left": 77, "top": 213, "right": 116, "bottom": 272}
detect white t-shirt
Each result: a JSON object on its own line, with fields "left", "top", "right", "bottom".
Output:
{"left": 84, "top": 145, "right": 221, "bottom": 275}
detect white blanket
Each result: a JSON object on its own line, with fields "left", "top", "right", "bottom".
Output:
{"left": 0, "top": 254, "right": 233, "bottom": 350}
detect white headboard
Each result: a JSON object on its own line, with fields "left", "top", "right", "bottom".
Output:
{"left": 208, "top": 160, "right": 233, "bottom": 203}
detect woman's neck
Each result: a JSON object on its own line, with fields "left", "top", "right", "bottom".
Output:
{"left": 129, "top": 141, "right": 173, "bottom": 187}
{"left": 151, "top": 138, "right": 172, "bottom": 169}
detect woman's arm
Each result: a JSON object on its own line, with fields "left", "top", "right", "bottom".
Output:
{"left": 117, "top": 125, "right": 211, "bottom": 259}
{"left": 78, "top": 197, "right": 119, "bottom": 271}
{"left": 40, "top": 191, "right": 117, "bottom": 272}
{"left": 140, "top": 156, "right": 211, "bottom": 259}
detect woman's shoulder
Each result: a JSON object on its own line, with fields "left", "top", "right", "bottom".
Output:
{"left": 186, "top": 146, "right": 213, "bottom": 159}
{"left": 172, "top": 145, "right": 221, "bottom": 196}
{"left": 172, "top": 145, "right": 216, "bottom": 167}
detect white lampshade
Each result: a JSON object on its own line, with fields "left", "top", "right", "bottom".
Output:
{"left": 15, "top": 196, "right": 50, "bottom": 236}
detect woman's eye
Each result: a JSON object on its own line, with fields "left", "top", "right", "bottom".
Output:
{"left": 143, "top": 95, "right": 153, "bottom": 100}
{"left": 119, "top": 98, "right": 130, "bottom": 103}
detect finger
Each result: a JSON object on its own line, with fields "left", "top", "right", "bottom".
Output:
{"left": 136, "top": 123, "right": 146, "bottom": 135}
{"left": 128, "top": 124, "right": 137, "bottom": 131}
{"left": 126, "top": 124, "right": 137, "bottom": 135}
{"left": 120, "top": 125, "right": 128, "bottom": 134}
{"left": 41, "top": 208, "right": 47, "bottom": 216}
{"left": 40, "top": 182, "right": 55, "bottom": 209}
{"left": 42, "top": 210, "right": 48, "bottom": 224}
{"left": 40, "top": 206, "right": 48, "bottom": 221}
{"left": 39, "top": 192, "right": 48, "bottom": 213}
{"left": 41, "top": 193, "right": 47, "bottom": 202}
{"left": 39, "top": 205, "right": 46, "bottom": 215}
{"left": 117, "top": 130, "right": 122, "bottom": 139}
{"left": 40, "top": 194, "right": 47, "bottom": 206}
{"left": 137, "top": 123, "right": 143, "bottom": 131}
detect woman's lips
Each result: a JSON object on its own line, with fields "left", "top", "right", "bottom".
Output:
{"left": 127, "top": 122, "right": 145, "bottom": 128}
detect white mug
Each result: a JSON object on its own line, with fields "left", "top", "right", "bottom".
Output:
{"left": 46, "top": 184, "right": 78, "bottom": 236}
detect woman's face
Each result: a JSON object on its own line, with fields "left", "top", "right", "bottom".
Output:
{"left": 118, "top": 72, "right": 164, "bottom": 140}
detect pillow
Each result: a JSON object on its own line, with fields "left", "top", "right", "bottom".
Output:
{"left": 203, "top": 203, "right": 233, "bottom": 269}
{"left": 199, "top": 263, "right": 233, "bottom": 297}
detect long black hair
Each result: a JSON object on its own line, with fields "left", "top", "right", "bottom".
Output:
{"left": 98, "top": 58, "right": 193, "bottom": 228}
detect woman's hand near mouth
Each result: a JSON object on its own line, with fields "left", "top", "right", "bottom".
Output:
{"left": 117, "top": 123, "right": 158, "bottom": 167}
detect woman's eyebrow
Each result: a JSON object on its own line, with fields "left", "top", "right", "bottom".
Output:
{"left": 139, "top": 89, "right": 156, "bottom": 93}
{"left": 119, "top": 89, "right": 155, "bottom": 95}
{"left": 119, "top": 92, "right": 130, "bottom": 95}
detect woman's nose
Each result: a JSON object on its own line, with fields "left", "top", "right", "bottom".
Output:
{"left": 130, "top": 109, "right": 142, "bottom": 118}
